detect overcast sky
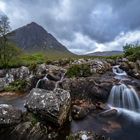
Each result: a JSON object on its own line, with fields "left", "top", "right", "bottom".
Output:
{"left": 0, "top": 0, "right": 140, "bottom": 54}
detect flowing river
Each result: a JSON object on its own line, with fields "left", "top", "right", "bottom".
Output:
{"left": 0, "top": 66, "right": 140, "bottom": 140}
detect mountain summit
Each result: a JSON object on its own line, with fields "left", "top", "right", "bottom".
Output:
{"left": 8, "top": 22, "right": 72, "bottom": 54}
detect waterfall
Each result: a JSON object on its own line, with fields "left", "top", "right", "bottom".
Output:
{"left": 54, "top": 71, "right": 66, "bottom": 90}
{"left": 108, "top": 84, "right": 140, "bottom": 112}
{"left": 109, "top": 65, "right": 140, "bottom": 112}
{"left": 35, "top": 74, "right": 49, "bottom": 88}
{"left": 113, "top": 65, "right": 127, "bottom": 76}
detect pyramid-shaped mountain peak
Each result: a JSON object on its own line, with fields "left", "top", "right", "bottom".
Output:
{"left": 8, "top": 22, "right": 72, "bottom": 54}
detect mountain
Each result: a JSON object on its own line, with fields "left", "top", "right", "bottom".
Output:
{"left": 87, "top": 51, "right": 123, "bottom": 56}
{"left": 8, "top": 22, "right": 72, "bottom": 55}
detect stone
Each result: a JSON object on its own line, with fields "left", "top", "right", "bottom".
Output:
{"left": 99, "top": 109, "right": 118, "bottom": 117}
{"left": 0, "top": 104, "right": 22, "bottom": 127}
{"left": 36, "top": 63, "right": 47, "bottom": 75}
{"left": 90, "top": 59, "right": 111, "bottom": 74}
{"left": 25, "top": 88, "right": 71, "bottom": 126}
{"left": 62, "top": 77, "right": 112, "bottom": 102}
{"left": 71, "top": 105, "right": 88, "bottom": 120}
{"left": 67, "top": 131, "right": 110, "bottom": 140}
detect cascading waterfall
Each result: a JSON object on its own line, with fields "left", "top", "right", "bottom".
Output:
{"left": 36, "top": 74, "right": 49, "bottom": 88}
{"left": 54, "top": 71, "right": 66, "bottom": 89}
{"left": 113, "top": 65, "right": 127, "bottom": 76}
{"left": 108, "top": 65, "right": 140, "bottom": 113}
{"left": 108, "top": 84, "right": 140, "bottom": 112}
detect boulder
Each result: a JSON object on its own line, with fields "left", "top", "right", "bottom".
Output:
{"left": 9, "top": 66, "right": 30, "bottom": 80}
{"left": 0, "top": 104, "right": 22, "bottom": 127}
{"left": 90, "top": 59, "right": 111, "bottom": 74}
{"left": 36, "top": 63, "right": 47, "bottom": 75}
{"left": 71, "top": 105, "right": 88, "bottom": 120}
{"left": 11, "top": 122, "right": 48, "bottom": 140}
{"left": 37, "top": 80, "right": 56, "bottom": 90}
{"left": 62, "top": 77, "right": 112, "bottom": 102}
{"left": 46, "top": 65, "right": 66, "bottom": 79}
{"left": 25, "top": 88, "right": 71, "bottom": 126}
{"left": 120, "top": 61, "right": 140, "bottom": 79}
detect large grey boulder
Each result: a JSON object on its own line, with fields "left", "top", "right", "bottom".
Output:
{"left": 0, "top": 104, "right": 22, "bottom": 127}
{"left": 25, "top": 88, "right": 71, "bottom": 126}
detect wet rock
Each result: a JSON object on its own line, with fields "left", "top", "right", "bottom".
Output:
{"left": 72, "top": 105, "right": 88, "bottom": 120}
{"left": 47, "top": 73, "right": 60, "bottom": 81}
{"left": 44, "top": 65, "right": 66, "bottom": 84}
{"left": 25, "top": 88, "right": 71, "bottom": 126}
{"left": 99, "top": 109, "right": 118, "bottom": 118}
{"left": 6, "top": 121, "right": 49, "bottom": 140}
{"left": 0, "top": 104, "right": 22, "bottom": 127}
{"left": 36, "top": 79, "right": 56, "bottom": 90}
{"left": 67, "top": 131, "right": 110, "bottom": 140}
{"left": 62, "top": 77, "right": 112, "bottom": 102}
{"left": 95, "top": 102, "right": 109, "bottom": 110}
{"left": 120, "top": 61, "right": 140, "bottom": 79}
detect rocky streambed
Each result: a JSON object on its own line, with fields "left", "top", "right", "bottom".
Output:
{"left": 0, "top": 58, "right": 140, "bottom": 140}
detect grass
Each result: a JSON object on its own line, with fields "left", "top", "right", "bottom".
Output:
{"left": 4, "top": 80, "right": 27, "bottom": 92}
{"left": 0, "top": 50, "right": 124, "bottom": 69}
{"left": 67, "top": 64, "right": 92, "bottom": 78}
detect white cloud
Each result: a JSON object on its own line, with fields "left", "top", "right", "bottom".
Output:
{"left": 1, "top": 0, "right": 140, "bottom": 54}
{"left": 0, "top": 1, "right": 6, "bottom": 12}
{"left": 62, "top": 30, "right": 140, "bottom": 54}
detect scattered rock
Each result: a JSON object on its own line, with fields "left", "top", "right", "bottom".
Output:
{"left": 0, "top": 104, "right": 22, "bottom": 127}
{"left": 72, "top": 105, "right": 88, "bottom": 120}
{"left": 67, "top": 131, "right": 110, "bottom": 140}
{"left": 62, "top": 77, "right": 112, "bottom": 102}
{"left": 25, "top": 88, "right": 71, "bottom": 126}
{"left": 99, "top": 109, "right": 118, "bottom": 118}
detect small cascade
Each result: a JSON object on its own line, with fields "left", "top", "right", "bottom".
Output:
{"left": 54, "top": 71, "right": 66, "bottom": 90}
{"left": 35, "top": 74, "right": 49, "bottom": 88}
{"left": 113, "top": 65, "right": 127, "bottom": 76}
{"left": 108, "top": 84, "right": 140, "bottom": 112}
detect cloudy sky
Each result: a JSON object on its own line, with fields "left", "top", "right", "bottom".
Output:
{"left": 0, "top": 0, "right": 140, "bottom": 54}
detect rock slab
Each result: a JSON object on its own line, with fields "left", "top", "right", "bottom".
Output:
{"left": 25, "top": 88, "right": 71, "bottom": 126}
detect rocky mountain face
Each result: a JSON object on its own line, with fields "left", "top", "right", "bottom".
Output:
{"left": 8, "top": 22, "right": 72, "bottom": 54}
{"left": 87, "top": 51, "right": 123, "bottom": 56}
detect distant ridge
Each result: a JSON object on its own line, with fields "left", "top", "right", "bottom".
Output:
{"left": 8, "top": 22, "right": 73, "bottom": 55}
{"left": 87, "top": 51, "right": 123, "bottom": 56}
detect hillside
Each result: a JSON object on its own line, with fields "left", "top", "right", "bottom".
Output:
{"left": 8, "top": 22, "right": 72, "bottom": 55}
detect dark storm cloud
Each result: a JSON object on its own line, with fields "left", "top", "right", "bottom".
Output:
{"left": 1, "top": 0, "right": 140, "bottom": 54}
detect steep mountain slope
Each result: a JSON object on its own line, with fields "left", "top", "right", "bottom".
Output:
{"left": 8, "top": 22, "right": 72, "bottom": 54}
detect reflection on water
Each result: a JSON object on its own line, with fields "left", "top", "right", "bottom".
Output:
{"left": 0, "top": 94, "right": 27, "bottom": 111}
{"left": 70, "top": 108, "right": 140, "bottom": 140}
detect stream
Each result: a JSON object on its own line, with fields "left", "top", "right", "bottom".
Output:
{"left": 0, "top": 66, "right": 140, "bottom": 140}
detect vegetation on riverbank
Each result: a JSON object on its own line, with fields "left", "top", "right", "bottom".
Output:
{"left": 123, "top": 43, "right": 140, "bottom": 61}
{"left": 4, "top": 80, "right": 27, "bottom": 92}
